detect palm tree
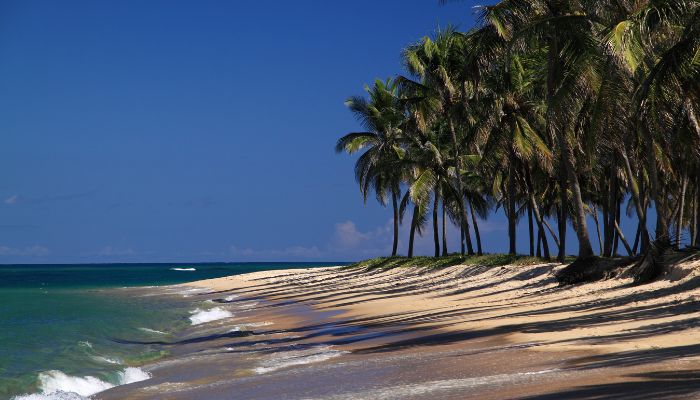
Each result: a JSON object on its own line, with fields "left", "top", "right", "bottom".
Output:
{"left": 400, "top": 28, "right": 476, "bottom": 256}
{"left": 337, "top": 0, "right": 699, "bottom": 271}
{"left": 336, "top": 78, "right": 406, "bottom": 256}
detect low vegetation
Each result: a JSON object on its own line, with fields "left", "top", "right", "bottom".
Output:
{"left": 347, "top": 254, "right": 557, "bottom": 271}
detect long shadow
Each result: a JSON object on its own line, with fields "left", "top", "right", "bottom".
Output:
{"left": 518, "top": 370, "right": 700, "bottom": 399}
{"left": 566, "top": 343, "right": 700, "bottom": 370}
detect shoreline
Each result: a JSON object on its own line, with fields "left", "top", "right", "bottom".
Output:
{"left": 97, "top": 257, "right": 700, "bottom": 399}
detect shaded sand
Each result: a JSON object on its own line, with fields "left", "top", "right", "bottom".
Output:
{"left": 98, "top": 256, "right": 700, "bottom": 399}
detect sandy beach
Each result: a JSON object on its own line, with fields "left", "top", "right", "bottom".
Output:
{"left": 97, "top": 256, "right": 700, "bottom": 399}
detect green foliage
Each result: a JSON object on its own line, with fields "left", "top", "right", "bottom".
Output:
{"left": 336, "top": 0, "right": 700, "bottom": 271}
{"left": 346, "top": 253, "right": 550, "bottom": 271}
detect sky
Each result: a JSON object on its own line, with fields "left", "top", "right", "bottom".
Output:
{"left": 0, "top": 0, "right": 643, "bottom": 264}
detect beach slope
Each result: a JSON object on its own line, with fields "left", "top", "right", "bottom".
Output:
{"left": 99, "top": 256, "right": 700, "bottom": 399}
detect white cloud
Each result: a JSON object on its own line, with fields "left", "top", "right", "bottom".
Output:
{"left": 224, "top": 215, "right": 495, "bottom": 262}
{"left": 229, "top": 245, "right": 323, "bottom": 259}
{"left": 4, "top": 195, "right": 19, "bottom": 205}
{"left": 0, "top": 245, "right": 50, "bottom": 256}
{"left": 332, "top": 220, "right": 395, "bottom": 249}
{"left": 333, "top": 221, "right": 370, "bottom": 248}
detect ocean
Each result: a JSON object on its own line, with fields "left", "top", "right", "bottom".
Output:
{"left": 0, "top": 262, "right": 339, "bottom": 399}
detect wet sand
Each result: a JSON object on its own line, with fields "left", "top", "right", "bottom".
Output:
{"left": 98, "top": 257, "right": 700, "bottom": 399}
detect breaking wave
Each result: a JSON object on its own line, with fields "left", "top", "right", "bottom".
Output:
{"left": 12, "top": 367, "right": 150, "bottom": 400}
{"left": 189, "top": 307, "right": 233, "bottom": 325}
{"left": 254, "top": 345, "right": 348, "bottom": 374}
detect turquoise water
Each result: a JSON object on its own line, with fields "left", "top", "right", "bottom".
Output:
{"left": 0, "top": 262, "right": 339, "bottom": 399}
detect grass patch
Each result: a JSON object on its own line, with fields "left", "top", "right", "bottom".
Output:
{"left": 346, "top": 253, "right": 555, "bottom": 271}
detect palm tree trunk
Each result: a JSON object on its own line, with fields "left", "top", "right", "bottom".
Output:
{"left": 528, "top": 203, "right": 535, "bottom": 256}
{"left": 508, "top": 150, "right": 517, "bottom": 255}
{"left": 557, "top": 185, "right": 567, "bottom": 261}
{"left": 433, "top": 191, "right": 440, "bottom": 258}
{"left": 632, "top": 221, "right": 642, "bottom": 255}
{"left": 525, "top": 167, "right": 550, "bottom": 260}
{"left": 592, "top": 205, "right": 603, "bottom": 256}
{"left": 546, "top": 34, "right": 593, "bottom": 259}
{"left": 442, "top": 201, "right": 448, "bottom": 256}
{"left": 613, "top": 220, "right": 633, "bottom": 256}
{"left": 547, "top": 37, "right": 567, "bottom": 262}
{"left": 694, "top": 166, "right": 700, "bottom": 247}
{"left": 642, "top": 124, "right": 669, "bottom": 239}
{"left": 531, "top": 201, "right": 551, "bottom": 261}
{"left": 676, "top": 173, "right": 689, "bottom": 249}
{"left": 556, "top": 203, "right": 566, "bottom": 260}
{"left": 563, "top": 142, "right": 595, "bottom": 258}
{"left": 391, "top": 189, "right": 399, "bottom": 257}
{"left": 448, "top": 117, "right": 474, "bottom": 255}
{"left": 469, "top": 199, "right": 483, "bottom": 255}
{"left": 612, "top": 198, "right": 621, "bottom": 256}
{"left": 536, "top": 230, "right": 542, "bottom": 258}
{"left": 692, "top": 197, "right": 697, "bottom": 247}
{"left": 621, "top": 146, "right": 649, "bottom": 252}
{"left": 604, "top": 168, "right": 617, "bottom": 257}
{"left": 544, "top": 219, "right": 560, "bottom": 250}
{"left": 408, "top": 204, "right": 419, "bottom": 258}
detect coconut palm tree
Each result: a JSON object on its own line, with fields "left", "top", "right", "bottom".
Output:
{"left": 399, "top": 28, "right": 476, "bottom": 256}
{"left": 336, "top": 78, "right": 406, "bottom": 256}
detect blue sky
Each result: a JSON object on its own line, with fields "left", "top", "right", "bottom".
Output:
{"left": 0, "top": 1, "right": 643, "bottom": 263}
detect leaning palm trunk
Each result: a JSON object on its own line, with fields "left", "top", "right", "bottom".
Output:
{"left": 614, "top": 220, "right": 633, "bottom": 256}
{"left": 621, "top": 147, "right": 649, "bottom": 252}
{"left": 543, "top": 219, "right": 560, "bottom": 251}
{"left": 469, "top": 200, "right": 483, "bottom": 256}
{"left": 592, "top": 205, "right": 603, "bottom": 256}
{"left": 525, "top": 168, "right": 550, "bottom": 260}
{"left": 531, "top": 199, "right": 551, "bottom": 260}
{"left": 448, "top": 117, "right": 474, "bottom": 255}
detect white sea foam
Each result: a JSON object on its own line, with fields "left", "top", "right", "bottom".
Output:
{"left": 189, "top": 307, "right": 233, "bottom": 325}
{"left": 228, "top": 322, "right": 273, "bottom": 333}
{"left": 91, "top": 355, "right": 121, "bottom": 365}
{"left": 314, "top": 369, "right": 561, "bottom": 399}
{"left": 237, "top": 301, "right": 259, "bottom": 309}
{"left": 170, "top": 268, "right": 196, "bottom": 272}
{"left": 253, "top": 345, "right": 348, "bottom": 374}
{"left": 138, "top": 327, "right": 167, "bottom": 335}
{"left": 12, "top": 368, "right": 151, "bottom": 400}
{"left": 118, "top": 367, "right": 151, "bottom": 385}
{"left": 77, "top": 341, "right": 92, "bottom": 349}
{"left": 13, "top": 392, "right": 88, "bottom": 400}
{"left": 224, "top": 295, "right": 239, "bottom": 301}
{"left": 179, "top": 287, "right": 211, "bottom": 298}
